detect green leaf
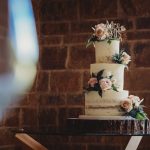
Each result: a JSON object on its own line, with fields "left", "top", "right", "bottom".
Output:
{"left": 107, "top": 39, "right": 111, "bottom": 44}
{"left": 91, "top": 72, "right": 96, "bottom": 78}
{"left": 112, "top": 84, "right": 118, "bottom": 92}
{"left": 109, "top": 75, "right": 113, "bottom": 79}
{"left": 136, "top": 112, "right": 147, "bottom": 120}
{"left": 86, "top": 41, "right": 93, "bottom": 48}
{"left": 98, "top": 89, "right": 102, "bottom": 97}
{"left": 97, "top": 69, "right": 104, "bottom": 81}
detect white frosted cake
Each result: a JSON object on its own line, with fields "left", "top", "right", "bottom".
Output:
{"left": 81, "top": 21, "right": 147, "bottom": 120}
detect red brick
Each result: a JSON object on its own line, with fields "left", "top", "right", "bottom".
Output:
{"left": 29, "top": 76, "right": 37, "bottom": 92}
{"left": 120, "top": 0, "right": 150, "bottom": 16}
{"left": 0, "top": 27, "right": 7, "bottom": 38}
{"left": 36, "top": 71, "right": 49, "bottom": 91}
{"left": 133, "top": 42, "right": 150, "bottom": 67}
{"left": 0, "top": 128, "right": 16, "bottom": 145}
{"left": 22, "top": 108, "right": 38, "bottom": 127}
{"left": 58, "top": 108, "right": 68, "bottom": 128}
{"left": 38, "top": 94, "right": 66, "bottom": 106}
{"left": 40, "top": 135, "right": 69, "bottom": 144}
{"left": 136, "top": 17, "right": 150, "bottom": 29}
{"left": 127, "top": 31, "right": 150, "bottom": 40}
{"left": 111, "top": 19, "right": 133, "bottom": 30}
{"left": 27, "top": 93, "right": 40, "bottom": 106}
{"left": 50, "top": 71, "right": 82, "bottom": 93}
{"left": 4, "top": 108, "right": 20, "bottom": 127}
{"left": 40, "top": 23, "right": 69, "bottom": 35}
{"left": 87, "top": 144, "right": 122, "bottom": 150}
{"left": 124, "top": 69, "right": 150, "bottom": 91}
{"left": 40, "top": 36, "right": 63, "bottom": 46}
{"left": 9, "top": 94, "right": 28, "bottom": 107}
{"left": 66, "top": 93, "right": 84, "bottom": 105}
{"left": 39, "top": 0, "right": 77, "bottom": 21}
{"left": 70, "top": 144, "right": 86, "bottom": 150}
{"left": 70, "top": 21, "right": 98, "bottom": 33}
{"left": 70, "top": 136, "right": 97, "bottom": 143}
{"left": 38, "top": 108, "right": 57, "bottom": 126}
{"left": 68, "top": 46, "right": 95, "bottom": 69}
{"left": 83, "top": 70, "right": 90, "bottom": 88}
{"left": 138, "top": 137, "right": 150, "bottom": 149}
{"left": 52, "top": 144, "right": 71, "bottom": 150}
{"left": 40, "top": 46, "right": 67, "bottom": 70}
{"left": 45, "top": 144, "right": 86, "bottom": 150}
{"left": 64, "top": 34, "right": 90, "bottom": 44}
{"left": 68, "top": 107, "right": 84, "bottom": 118}
{"left": 120, "top": 42, "right": 131, "bottom": 54}
{"left": 80, "top": 0, "right": 117, "bottom": 19}
{"left": 96, "top": 136, "right": 129, "bottom": 145}
{"left": 31, "top": 0, "right": 39, "bottom": 21}
{"left": 0, "top": 0, "right": 8, "bottom": 27}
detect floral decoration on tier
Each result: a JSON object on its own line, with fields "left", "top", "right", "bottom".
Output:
{"left": 120, "top": 95, "right": 147, "bottom": 120}
{"left": 85, "top": 70, "right": 118, "bottom": 97}
{"left": 112, "top": 50, "right": 131, "bottom": 66}
{"left": 86, "top": 20, "right": 126, "bottom": 47}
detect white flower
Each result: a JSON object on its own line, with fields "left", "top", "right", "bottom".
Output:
{"left": 120, "top": 26, "right": 126, "bottom": 32}
{"left": 121, "top": 52, "right": 131, "bottom": 65}
{"left": 128, "top": 95, "right": 144, "bottom": 108}
{"left": 94, "top": 24, "right": 109, "bottom": 40}
{"left": 99, "top": 78, "right": 112, "bottom": 91}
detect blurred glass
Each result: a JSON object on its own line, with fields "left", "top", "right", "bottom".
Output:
{"left": 0, "top": 0, "right": 39, "bottom": 116}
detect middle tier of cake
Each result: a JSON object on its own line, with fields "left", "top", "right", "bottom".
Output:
{"left": 85, "top": 90, "right": 129, "bottom": 116}
{"left": 90, "top": 63, "right": 125, "bottom": 90}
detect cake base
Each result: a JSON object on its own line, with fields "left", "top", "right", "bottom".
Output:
{"left": 67, "top": 118, "right": 150, "bottom": 135}
{"left": 79, "top": 115, "right": 135, "bottom": 120}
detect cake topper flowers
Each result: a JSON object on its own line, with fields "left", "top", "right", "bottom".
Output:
{"left": 120, "top": 95, "right": 147, "bottom": 120}
{"left": 86, "top": 20, "right": 126, "bottom": 47}
{"left": 85, "top": 70, "right": 118, "bottom": 97}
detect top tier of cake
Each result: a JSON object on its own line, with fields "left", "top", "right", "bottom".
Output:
{"left": 95, "top": 40, "right": 120, "bottom": 63}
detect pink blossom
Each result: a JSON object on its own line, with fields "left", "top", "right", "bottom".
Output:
{"left": 88, "top": 77, "right": 98, "bottom": 87}
{"left": 121, "top": 52, "right": 131, "bottom": 65}
{"left": 94, "top": 24, "right": 109, "bottom": 40}
{"left": 120, "top": 98, "right": 133, "bottom": 112}
{"left": 128, "top": 95, "right": 142, "bottom": 108}
{"left": 99, "top": 78, "right": 112, "bottom": 91}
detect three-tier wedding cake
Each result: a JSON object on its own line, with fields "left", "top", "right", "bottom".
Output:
{"left": 80, "top": 21, "right": 147, "bottom": 120}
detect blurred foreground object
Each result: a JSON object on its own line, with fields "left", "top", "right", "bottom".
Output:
{"left": 0, "top": 0, "right": 39, "bottom": 116}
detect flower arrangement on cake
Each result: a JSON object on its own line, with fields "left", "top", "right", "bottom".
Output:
{"left": 86, "top": 69, "right": 118, "bottom": 97}
{"left": 120, "top": 95, "right": 148, "bottom": 120}
{"left": 112, "top": 50, "right": 131, "bottom": 67}
{"left": 86, "top": 20, "right": 126, "bottom": 48}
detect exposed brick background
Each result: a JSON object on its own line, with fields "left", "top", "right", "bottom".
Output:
{"left": 1, "top": 0, "right": 150, "bottom": 149}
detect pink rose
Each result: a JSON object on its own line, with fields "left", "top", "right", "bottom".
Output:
{"left": 94, "top": 24, "right": 109, "bottom": 40}
{"left": 128, "top": 95, "right": 142, "bottom": 108}
{"left": 120, "top": 99, "right": 133, "bottom": 112}
{"left": 99, "top": 78, "right": 112, "bottom": 91}
{"left": 88, "top": 77, "right": 98, "bottom": 87}
{"left": 121, "top": 52, "right": 131, "bottom": 65}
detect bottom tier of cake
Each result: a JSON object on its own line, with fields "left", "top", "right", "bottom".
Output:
{"left": 85, "top": 90, "right": 128, "bottom": 116}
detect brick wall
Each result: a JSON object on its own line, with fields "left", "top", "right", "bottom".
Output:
{"left": 1, "top": 0, "right": 150, "bottom": 149}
